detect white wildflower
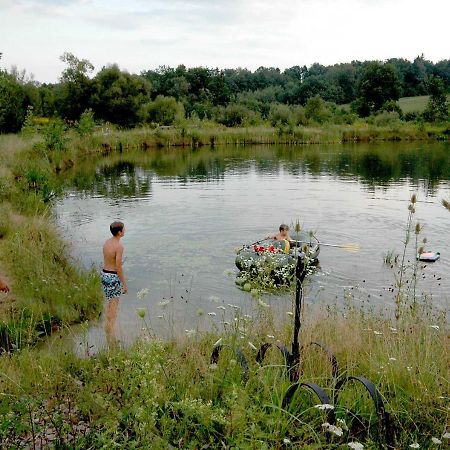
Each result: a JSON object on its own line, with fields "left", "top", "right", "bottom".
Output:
{"left": 216, "top": 306, "right": 226, "bottom": 310}
{"left": 389, "top": 327, "right": 397, "bottom": 332}
{"left": 208, "top": 295, "right": 220, "bottom": 302}
{"left": 243, "top": 314, "right": 252, "bottom": 319}
{"left": 208, "top": 312, "right": 217, "bottom": 316}
{"left": 406, "top": 366, "right": 412, "bottom": 371}
{"left": 283, "top": 438, "right": 291, "bottom": 444}
{"left": 321, "top": 422, "right": 342, "bottom": 436}
{"left": 389, "top": 357, "right": 397, "bottom": 361}
{"left": 221, "top": 321, "right": 230, "bottom": 326}
{"left": 409, "top": 444, "right": 420, "bottom": 448}
{"left": 158, "top": 300, "right": 170, "bottom": 307}
{"left": 348, "top": 442, "right": 364, "bottom": 450}
{"left": 430, "top": 325, "right": 440, "bottom": 330}
{"left": 248, "top": 341, "right": 257, "bottom": 351}
{"left": 267, "top": 334, "right": 275, "bottom": 339}
{"left": 136, "top": 288, "right": 149, "bottom": 300}
{"left": 185, "top": 329, "right": 196, "bottom": 337}
{"left": 442, "top": 432, "right": 450, "bottom": 439}
{"left": 157, "top": 315, "right": 163, "bottom": 319}
{"left": 209, "top": 363, "right": 217, "bottom": 370}
{"left": 431, "top": 437, "right": 442, "bottom": 445}
{"left": 286, "top": 311, "right": 293, "bottom": 316}
{"left": 373, "top": 331, "right": 383, "bottom": 336}
{"left": 213, "top": 338, "right": 222, "bottom": 347}
{"left": 315, "top": 404, "right": 334, "bottom": 410}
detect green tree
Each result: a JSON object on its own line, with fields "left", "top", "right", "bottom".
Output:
{"left": 92, "top": 65, "right": 151, "bottom": 127}
{"left": 0, "top": 72, "right": 30, "bottom": 133}
{"left": 304, "top": 96, "right": 331, "bottom": 124}
{"left": 353, "top": 63, "right": 402, "bottom": 116}
{"left": 422, "top": 76, "right": 449, "bottom": 122}
{"left": 55, "top": 53, "right": 94, "bottom": 120}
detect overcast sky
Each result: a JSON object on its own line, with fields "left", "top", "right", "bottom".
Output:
{"left": 1, "top": 0, "right": 449, "bottom": 83}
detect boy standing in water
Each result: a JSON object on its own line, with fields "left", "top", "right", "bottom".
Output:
{"left": 102, "top": 221, "right": 128, "bottom": 345}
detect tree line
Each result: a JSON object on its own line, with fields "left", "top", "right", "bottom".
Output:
{"left": 0, "top": 52, "right": 449, "bottom": 133}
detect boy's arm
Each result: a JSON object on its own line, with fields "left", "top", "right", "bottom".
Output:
{"left": 115, "top": 245, "right": 128, "bottom": 293}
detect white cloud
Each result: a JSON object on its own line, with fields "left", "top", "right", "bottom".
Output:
{"left": 0, "top": 0, "right": 448, "bottom": 82}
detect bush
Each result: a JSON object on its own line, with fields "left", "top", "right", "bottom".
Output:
{"left": 141, "top": 95, "right": 185, "bottom": 126}
{"left": 216, "top": 103, "right": 260, "bottom": 127}
{"left": 76, "top": 109, "right": 96, "bottom": 137}
{"left": 371, "top": 111, "right": 402, "bottom": 127}
{"left": 42, "top": 120, "right": 67, "bottom": 152}
{"left": 304, "top": 96, "right": 331, "bottom": 124}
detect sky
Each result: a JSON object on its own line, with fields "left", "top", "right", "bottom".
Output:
{"left": 0, "top": 0, "right": 449, "bottom": 83}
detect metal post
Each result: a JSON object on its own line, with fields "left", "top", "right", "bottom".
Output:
{"left": 291, "top": 253, "right": 305, "bottom": 381}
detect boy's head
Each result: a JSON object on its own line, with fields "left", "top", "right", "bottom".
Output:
{"left": 110, "top": 221, "right": 125, "bottom": 237}
{"left": 279, "top": 224, "right": 289, "bottom": 236}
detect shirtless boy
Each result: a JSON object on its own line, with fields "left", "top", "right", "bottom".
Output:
{"left": 266, "top": 224, "right": 292, "bottom": 241}
{"left": 102, "top": 221, "right": 127, "bottom": 344}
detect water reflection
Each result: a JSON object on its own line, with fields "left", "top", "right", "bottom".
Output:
{"left": 59, "top": 143, "right": 450, "bottom": 199}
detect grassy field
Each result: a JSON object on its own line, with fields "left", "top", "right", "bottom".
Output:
{"left": 0, "top": 127, "right": 449, "bottom": 448}
{"left": 341, "top": 94, "right": 450, "bottom": 114}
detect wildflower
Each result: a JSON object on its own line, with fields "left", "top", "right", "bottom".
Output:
{"left": 431, "top": 437, "right": 442, "bottom": 444}
{"left": 209, "top": 363, "right": 217, "bottom": 370}
{"left": 442, "top": 432, "right": 450, "bottom": 439}
{"left": 389, "top": 357, "right": 397, "bottom": 361}
{"left": 221, "top": 321, "right": 230, "bottom": 325}
{"left": 243, "top": 314, "right": 252, "bottom": 319}
{"left": 409, "top": 444, "right": 420, "bottom": 449}
{"left": 267, "top": 334, "right": 275, "bottom": 339}
{"left": 213, "top": 338, "right": 222, "bottom": 347}
{"left": 406, "top": 366, "right": 412, "bottom": 371}
{"left": 258, "top": 299, "right": 270, "bottom": 308}
{"left": 136, "top": 288, "right": 149, "bottom": 300}
{"left": 136, "top": 308, "right": 146, "bottom": 319}
{"left": 321, "top": 422, "right": 343, "bottom": 436}
{"left": 158, "top": 300, "right": 170, "bottom": 307}
{"left": 248, "top": 341, "right": 257, "bottom": 350}
{"left": 208, "top": 312, "right": 217, "bottom": 317}
{"left": 315, "top": 404, "right": 334, "bottom": 410}
{"left": 348, "top": 443, "right": 364, "bottom": 450}
{"left": 286, "top": 311, "right": 293, "bottom": 316}
{"left": 157, "top": 315, "right": 163, "bottom": 319}
{"left": 208, "top": 295, "right": 220, "bottom": 302}
{"left": 430, "top": 325, "right": 440, "bottom": 330}
{"left": 389, "top": 327, "right": 397, "bottom": 332}
{"left": 373, "top": 331, "right": 383, "bottom": 336}
{"left": 283, "top": 438, "right": 291, "bottom": 444}
{"left": 185, "top": 329, "right": 196, "bottom": 337}
{"left": 216, "top": 306, "right": 226, "bottom": 310}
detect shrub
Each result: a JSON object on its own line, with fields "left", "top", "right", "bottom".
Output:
{"left": 140, "top": 95, "right": 185, "bottom": 126}
{"left": 76, "top": 109, "right": 96, "bottom": 137}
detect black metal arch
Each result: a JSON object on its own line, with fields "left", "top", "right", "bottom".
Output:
{"left": 256, "top": 342, "right": 291, "bottom": 366}
{"left": 210, "top": 344, "right": 249, "bottom": 379}
{"left": 282, "top": 381, "right": 336, "bottom": 424}
{"left": 306, "top": 341, "right": 340, "bottom": 380}
{"left": 334, "top": 375, "right": 394, "bottom": 447}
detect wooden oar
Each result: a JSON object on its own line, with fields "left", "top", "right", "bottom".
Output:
{"left": 294, "top": 240, "right": 360, "bottom": 253}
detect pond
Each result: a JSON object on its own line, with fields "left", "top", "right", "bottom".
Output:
{"left": 54, "top": 142, "right": 450, "bottom": 349}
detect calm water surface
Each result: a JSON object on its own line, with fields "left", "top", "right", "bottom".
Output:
{"left": 54, "top": 143, "right": 450, "bottom": 348}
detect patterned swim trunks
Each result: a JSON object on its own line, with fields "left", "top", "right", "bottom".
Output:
{"left": 101, "top": 270, "right": 123, "bottom": 300}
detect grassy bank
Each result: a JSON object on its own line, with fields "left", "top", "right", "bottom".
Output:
{"left": 0, "top": 300, "right": 447, "bottom": 448}
{"left": 0, "top": 126, "right": 448, "bottom": 447}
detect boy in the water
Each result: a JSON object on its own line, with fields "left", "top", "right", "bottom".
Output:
{"left": 266, "top": 224, "right": 292, "bottom": 241}
{"left": 102, "top": 221, "right": 127, "bottom": 344}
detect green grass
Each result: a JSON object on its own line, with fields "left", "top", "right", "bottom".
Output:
{"left": 341, "top": 94, "right": 450, "bottom": 114}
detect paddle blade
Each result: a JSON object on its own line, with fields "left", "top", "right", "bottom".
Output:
{"left": 340, "top": 243, "right": 360, "bottom": 253}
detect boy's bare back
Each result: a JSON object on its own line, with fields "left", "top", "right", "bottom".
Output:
{"left": 103, "top": 238, "right": 124, "bottom": 272}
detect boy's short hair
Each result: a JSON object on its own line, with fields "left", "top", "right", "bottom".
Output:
{"left": 110, "top": 221, "right": 124, "bottom": 236}
{"left": 279, "top": 224, "right": 289, "bottom": 231}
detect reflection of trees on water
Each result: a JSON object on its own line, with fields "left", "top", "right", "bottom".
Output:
{"left": 67, "top": 161, "right": 152, "bottom": 199}
{"left": 64, "top": 143, "right": 449, "bottom": 197}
